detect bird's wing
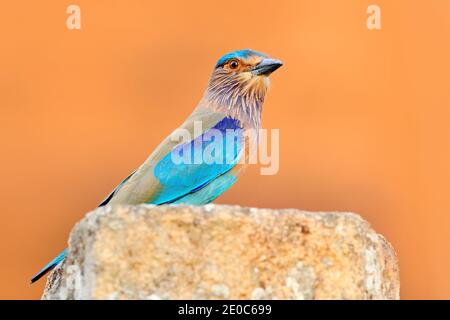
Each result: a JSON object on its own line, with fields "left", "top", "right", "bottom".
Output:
{"left": 106, "top": 107, "right": 244, "bottom": 205}
{"left": 97, "top": 170, "right": 136, "bottom": 207}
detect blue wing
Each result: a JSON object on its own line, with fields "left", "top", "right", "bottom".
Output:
{"left": 150, "top": 116, "right": 244, "bottom": 204}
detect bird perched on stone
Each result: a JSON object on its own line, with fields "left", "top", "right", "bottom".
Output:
{"left": 31, "top": 49, "right": 282, "bottom": 283}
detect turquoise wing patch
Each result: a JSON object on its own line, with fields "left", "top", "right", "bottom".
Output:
{"left": 150, "top": 117, "right": 243, "bottom": 204}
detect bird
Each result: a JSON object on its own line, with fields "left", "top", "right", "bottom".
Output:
{"left": 31, "top": 49, "right": 282, "bottom": 283}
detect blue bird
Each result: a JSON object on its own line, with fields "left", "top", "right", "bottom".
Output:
{"left": 31, "top": 49, "right": 282, "bottom": 283}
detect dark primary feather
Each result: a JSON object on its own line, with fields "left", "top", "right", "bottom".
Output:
{"left": 30, "top": 249, "right": 67, "bottom": 284}
{"left": 98, "top": 171, "right": 136, "bottom": 207}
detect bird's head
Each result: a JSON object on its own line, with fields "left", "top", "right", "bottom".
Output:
{"left": 204, "top": 49, "right": 282, "bottom": 125}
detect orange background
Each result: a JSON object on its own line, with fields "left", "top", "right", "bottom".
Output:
{"left": 1, "top": 0, "right": 449, "bottom": 299}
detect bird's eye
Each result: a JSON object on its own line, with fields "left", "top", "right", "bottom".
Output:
{"left": 228, "top": 59, "right": 239, "bottom": 70}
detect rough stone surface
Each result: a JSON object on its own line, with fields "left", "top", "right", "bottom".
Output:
{"left": 42, "top": 204, "right": 399, "bottom": 300}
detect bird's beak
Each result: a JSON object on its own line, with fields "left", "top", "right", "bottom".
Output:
{"left": 252, "top": 58, "right": 283, "bottom": 76}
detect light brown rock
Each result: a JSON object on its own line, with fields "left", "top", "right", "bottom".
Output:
{"left": 42, "top": 204, "right": 399, "bottom": 300}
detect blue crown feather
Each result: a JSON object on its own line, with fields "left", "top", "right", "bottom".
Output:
{"left": 215, "top": 49, "right": 268, "bottom": 68}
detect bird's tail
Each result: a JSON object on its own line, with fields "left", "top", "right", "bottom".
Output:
{"left": 30, "top": 249, "right": 67, "bottom": 284}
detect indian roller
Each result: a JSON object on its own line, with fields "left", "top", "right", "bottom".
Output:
{"left": 31, "top": 49, "right": 282, "bottom": 283}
